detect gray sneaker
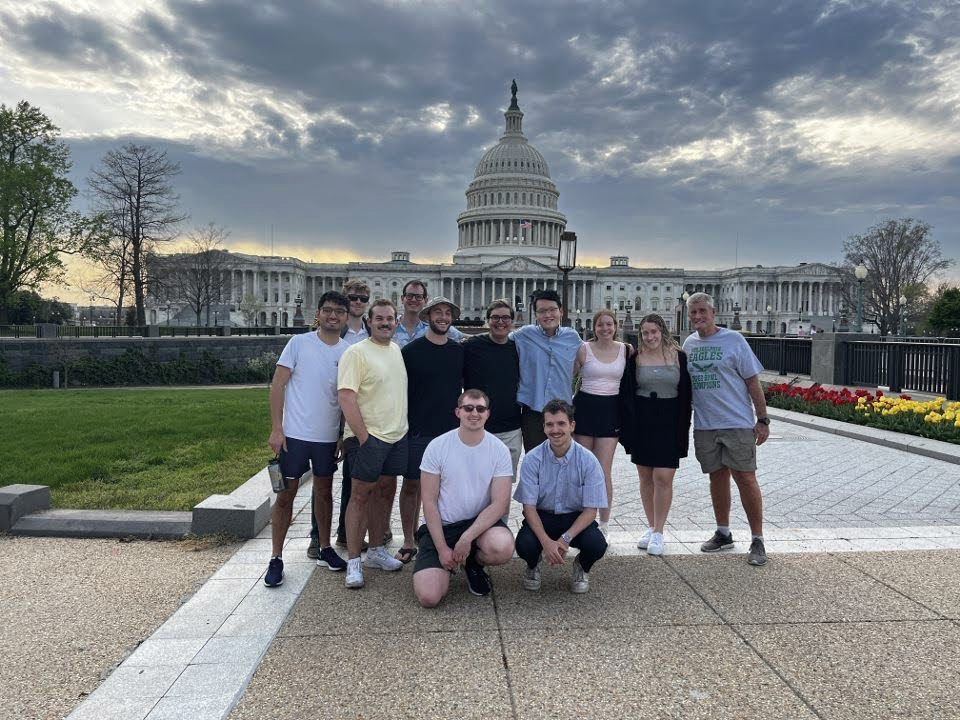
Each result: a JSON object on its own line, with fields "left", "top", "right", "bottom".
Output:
{"left": 570, "top": 557, "right": 589, "bottom": 594}
{"left": 747, "top": 537, "right": 767, "bottom": 566}
{"left": 523, "top": 561, "right": 541, "bottom": 591}
{"left": 700, "top": 530, "right": 734, "bottom": 553}
{"left": 307, "top": 538, "right": 319, "bottom": 560}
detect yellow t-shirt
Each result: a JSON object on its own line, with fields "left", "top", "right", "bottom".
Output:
{"left": 337, "top": 338, "right": 408, "bottom": 443}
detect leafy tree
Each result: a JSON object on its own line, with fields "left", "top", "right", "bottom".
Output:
{"left": 0, "top": 101, "right": 101, "bottom": 323}
{"left": 88, "top": 144, "right": 187, "bottom": 325}
{"left": 840, "top": 218, "right": 954, "bottom": 335}
{"left": 927, "top": 287, "right": 960, "bottom": 337}
{"left": 5, "top": 290, "right": 74, "bottom": 324}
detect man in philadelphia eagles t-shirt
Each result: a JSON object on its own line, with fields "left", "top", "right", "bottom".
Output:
{"left": 682, "top": 292, "right": 769, "bottom": 567}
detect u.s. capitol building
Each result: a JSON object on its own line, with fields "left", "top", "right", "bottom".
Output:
{"left": 149, "top": 83, "right": 846, "bottom": 336}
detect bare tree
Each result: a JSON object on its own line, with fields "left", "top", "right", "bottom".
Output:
{"left": 158, "top": 223, "right": 229, "bottom": 325}
{"left": 87, "top": 144, "right": 187, "bottom": 325}
{"left": 839, "top": 218, "right": 954, "bottom": 335}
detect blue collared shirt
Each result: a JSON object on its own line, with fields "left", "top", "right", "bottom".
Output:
{"left": 393, "top": 320, "right": 463, "bottom": 348}
{"left": 513, "top": 439, "right": 608, "bottom": 513}
{"left": 511, "top": 324, "right": 581, "bottom": 412}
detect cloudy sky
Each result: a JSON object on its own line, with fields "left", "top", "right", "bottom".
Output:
{"left": 2, "top": 0, "right": 959, "bottom": 300}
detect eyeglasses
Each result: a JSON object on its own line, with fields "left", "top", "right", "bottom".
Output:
{"left": 404, "top": 293, "right": 426, "bottom": 301}
{"left": 535, "top": 306, "right": 560, "bottom": 315}
{"left": 347, "top": 294, "right": 369, "bottom": 303}
{"left": 319, "top": 307, "right": 347, "bottom": 316}
{"left": 459, "top": 404, "right": 489, "bottom": 414}
{"left": 488, "top": 314, "right": 513, "bottom": 322}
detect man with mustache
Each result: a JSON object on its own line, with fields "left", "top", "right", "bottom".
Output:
{"left": 338, "top": 298, "right": 408, "bottom": 589}
{"left": 394, "top": 297, "right": 465, "bottom": 565}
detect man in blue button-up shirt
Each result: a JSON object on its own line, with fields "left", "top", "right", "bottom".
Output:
{"left": 511, "top": 289, "right": 582, "bottom": 452}
{"left": 513, "top": 399, "right": 608, "bottom": 594}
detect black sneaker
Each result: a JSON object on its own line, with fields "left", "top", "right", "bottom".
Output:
{"left": 264, "top": 557, "right": 284, "bottom": 587}
{"left": 747, "top": 538, "right": 768, "bottom": 566}
{"left": 700, "top": 530, "right": 735, "bottom": 553}
{"left": 307, "top": 538, "right": 319, "bottom": 560}
{"left": 335, "top": 533, "right": 347, "bottom": 548}
{"left": 317, "top": 546, "right": 347, "bottom": 572}
{"left": 464, "top": 557, "right": 491, "bottom": 597}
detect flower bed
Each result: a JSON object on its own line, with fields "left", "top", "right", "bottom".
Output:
{"left": 765, "top": 383, "right": 960, "bottom": 445}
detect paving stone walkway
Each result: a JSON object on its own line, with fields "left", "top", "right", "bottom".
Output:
{"left": 67, "top": 416, "right": 960, "bottom": 719}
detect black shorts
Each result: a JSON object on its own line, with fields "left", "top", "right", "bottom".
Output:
{"left": 404, "top": 434, "right": 435, "bottom": 480}
{"left": 345, "top": 434, "right": 408, "bottom": 483}
{"left": 573, "top": 391, "right": 620, "bottom": 437}
{"left": 279, "top": 437, "right": 337, "bottom": 480}
{"left": 413, "top": 518, "right": 510, "bottom": 573}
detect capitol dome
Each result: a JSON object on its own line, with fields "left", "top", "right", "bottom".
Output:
{"left": 454, "top": 81, "right": 567, "bottom": 265}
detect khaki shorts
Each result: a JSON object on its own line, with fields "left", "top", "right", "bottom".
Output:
{"left": 693, "top": 429, "right": 757, "bottom": 474}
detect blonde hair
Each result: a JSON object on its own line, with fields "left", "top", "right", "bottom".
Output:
{"left": 638, "top": 313, "right": 679, "bottom": 360}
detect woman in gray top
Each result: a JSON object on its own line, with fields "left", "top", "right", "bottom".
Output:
{"left": 617, "top": 314, "right": 692, "bottom": 556}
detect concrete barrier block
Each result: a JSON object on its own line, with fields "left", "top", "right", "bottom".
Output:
{"left": 0, "top": 484, "right": 51, "bottom": 531}
{"left": 191, "top": 494, "right": 271, "bottom": 538}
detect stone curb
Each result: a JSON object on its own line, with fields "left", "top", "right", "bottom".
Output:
{"left": 767, "top": 407, "right": 960, "bottom": 465}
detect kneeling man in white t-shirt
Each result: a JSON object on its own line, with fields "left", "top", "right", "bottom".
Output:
{"left": 413, "top": 389, "right": 515, "bottom": 607}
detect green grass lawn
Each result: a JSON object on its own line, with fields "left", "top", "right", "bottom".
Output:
{"left": 0, "top": 388, "right": 271, "bottom": 510}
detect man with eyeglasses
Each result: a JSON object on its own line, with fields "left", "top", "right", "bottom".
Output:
{"left": 394, "top": 297, "right": 465, "bottom": 565}
{"left": 264, "top": 291, "right": 351, "bottom": 587}
{"left": 394, "top": 280, "right": 463, "bottom": 347}
{"left": 413, "top": 389, "right": 515, "bottom": 606}
{"left": 511, "top": 289, "right": 582, "bottom": 452}
{"left": 463, "top": 300, "right": 522, "bottom": 487}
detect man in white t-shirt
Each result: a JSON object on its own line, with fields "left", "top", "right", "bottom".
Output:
{"left": 413, "top": 389, "right": 515, "bottom": 607}
{"left": 265, "top": 291, "right": 350, "bottom": 587}
{"left": 682, "top": 292, "right": 769, "bottom": 567}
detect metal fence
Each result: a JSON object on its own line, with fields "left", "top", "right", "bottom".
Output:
{"left": 58, "top": 325, "right": 149, "bottom": 338}
{"left": 0, "top": 325, "right": 41, "bottom": 338}
{"left": 846, "top": 341, "right": 960, "bottom": 397}
{"left": 745, "top": 337, "right": 812, "bottom": 375}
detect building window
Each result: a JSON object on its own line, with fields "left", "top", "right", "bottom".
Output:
{"left": 522, "top": 192, "right": 526, "bottom": 204}
{"left": 285, "top": 292, "right": 290, "bottom": 303}
{"left": 652, "top": 300, "right": 659, "bottom": 311}
{"left": 619, "top": 285, "right": 625, "bottom": 291}
{"left": 635, "top": 297, "right": 642, "bottom": 310}
{"left": 513, "top": 192, "right": 518, "bottom": 203}
{"left": 498, "top": 192, "right": 502, "bottom": 204}
{"left": 606, "top": 285, "right": 612, "bottom": 291}
{"left": 605, "top": 300, "right": 611, "bottom": 309}
{"left": 665, "top": 285, "right": 672, "bottom": 293}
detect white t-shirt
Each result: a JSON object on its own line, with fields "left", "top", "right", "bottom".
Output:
{"left": 682, "top": 327, "right": 764, "bottom": 430}
{"left": 420, "top": 429, "right": 513, "bottom": 524}
{"left": 276, "top": 332, "right": 348, "bottom": 443}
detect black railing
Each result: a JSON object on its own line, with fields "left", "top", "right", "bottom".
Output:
{"left": 745, "top": 337, "right": 812, "bottom": 375}
{"left": 58, "top": 325, "right": 148, "bottom": 338}
{"left": 845, "top": 341, "right": 960, "bottom": 397}
{"left": 0, "top": 325, "right": 41, "bottom": 338}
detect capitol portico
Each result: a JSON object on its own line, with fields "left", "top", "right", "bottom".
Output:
{"left": 148, "top": 82, "right": 853, "bottom": 336}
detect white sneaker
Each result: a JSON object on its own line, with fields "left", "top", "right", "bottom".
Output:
{"left": 523, "top": 561, "right": 541, "bottom": 591}
{"left": 647, "top": 532, "right": 664, "bottom": 556}
{"left": 345, "top": 558, "right": 364, "bottom": 589}
{"left": 571, "top": 557, "right": 589, "bottom": 594}
{"left": 636, "top": 527, "right": 653, "bottom": 550}
{"left": 364, "top": 545, "right": 403, "bottom": 572}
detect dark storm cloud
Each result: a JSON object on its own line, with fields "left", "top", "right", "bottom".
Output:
{"left": 1, "top": 4, "right": 143, "bottom": 74}
{"left": 18, "top": 0, "right": 959, "bottom": 271}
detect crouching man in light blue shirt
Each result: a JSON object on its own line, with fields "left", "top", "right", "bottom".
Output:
{"left": 513, "top": 398, "right": 608, "bottom": 594}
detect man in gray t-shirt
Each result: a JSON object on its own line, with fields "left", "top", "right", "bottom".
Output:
{"left": 682, "top": 293, "right": 769, "bottom": 567}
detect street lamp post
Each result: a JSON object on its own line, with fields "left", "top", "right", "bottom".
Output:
{"left": 766, "top": 305, "right": 773, "bottom": 335}
{"left": 557, "top": 231, "right": 577, "bottom": 327}
{"left": 899, "top": 294, "right": 907, "bottom": 337}
{"left": 731, "top": 301, "right": 742, "bottom": 331}
{"left": 681, "top": 292, "right": 690, "bottom": 334}
{"left": 854, "top": 264, "right": 868, "bottom": 332}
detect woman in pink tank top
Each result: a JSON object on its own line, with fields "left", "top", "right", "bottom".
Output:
{"left": 572, "top": 309, "right": 629, "bottom": 535}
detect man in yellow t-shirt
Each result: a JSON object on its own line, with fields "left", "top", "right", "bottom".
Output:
{"left": 338, "top": 298, "right": 409, "bottom": 589}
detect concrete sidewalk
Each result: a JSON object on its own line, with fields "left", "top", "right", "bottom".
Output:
{"left": 229, "top": 549, "right": 960, "bottom": 720}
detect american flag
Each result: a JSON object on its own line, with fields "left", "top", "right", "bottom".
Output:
{"left": 520, "top": 220, "right": 532, "bottom": 229}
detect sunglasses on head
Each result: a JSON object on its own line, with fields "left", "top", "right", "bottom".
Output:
{"left": 347, "top": 294, "right": 369, "bottom": 303}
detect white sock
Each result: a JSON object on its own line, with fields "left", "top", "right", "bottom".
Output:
{"left": 752, "top": 535, "right": 764, "bottom": 543}
{"left": 717, "top": 526, "right": 731, "bottom": 535}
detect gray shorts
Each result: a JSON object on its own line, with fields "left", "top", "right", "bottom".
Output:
{"left": 345, "top": 434, "right": 408, "bottom": 483}
{"left": 693, "top": 429, "right": 757, "bottom": 474}
{"left": 493, "top": 428, "right": 522, "bottom": 481}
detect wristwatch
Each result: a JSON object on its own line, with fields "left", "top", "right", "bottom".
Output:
{"left": 560, "top": 533, "right": 573, "bottom": 544}
{"left": 756, "top": 417, "right": 770, "bottom": 426}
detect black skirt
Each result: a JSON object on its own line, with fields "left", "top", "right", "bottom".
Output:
{"left": 573, "top": 391, "right": 620, "bottom": 437}
{"left": 630, "top": 394, "right": 681, "bottom": 469}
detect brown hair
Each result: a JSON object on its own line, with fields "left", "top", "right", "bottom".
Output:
{"left": 591, "top": 308, "right": 618, "bottom": 339}
{"left": 638, "top": 313, "right": 679, "bottom": 360}
{"left": 485, "top": 299, "right": 514, "bottom": 320}
{"left": 367, "top": 298, "right": 397, "bottom": 320}
{"left": 342, "top": 278, "right": 370, "bottom": 295}
{"left": 458, "top": 388, "right": 490, "bottom": 407}
{"left": 542, "top": 398, "right": 575, "bottom": 421}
